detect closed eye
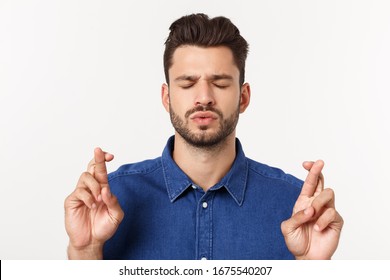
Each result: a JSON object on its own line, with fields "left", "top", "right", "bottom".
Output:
{"left": 213, "top": 84, "right": 229, "bottom": 89}
{"left": 180, "top": 84, "right": 194, "bottom": 89}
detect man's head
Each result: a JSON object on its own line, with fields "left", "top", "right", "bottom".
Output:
{"left": 163, "top": 13, "right": 249, "bottom": 86}
{"left": 161, "top": 14, "right": 251, "bottom": 149}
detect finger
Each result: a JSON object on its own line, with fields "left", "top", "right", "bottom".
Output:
{"left": 94, "top": 147, "right": 109, "bottom": 187}
{"left": 105, "top": 152, "right": 114, "bottom": 162}
{"left": 303, "top": 161, "right": 325, "bottom": 196}
{"left": 101, "top": 187, "right": 124, "bottom": 226}
{"left": 300, "top": 160, "right": 325, "bottom": 197}
{"left": 281, "top": 206, "right": 314, "bottom": 235}
{"left": 77, "top": 172, "right": 102, "bottom": 201}
{"left": 302, "top": 161, "right": 314, "bottom": 171}
{"left": 313, "top": 208, "right": 343, "bottom": 232}
{"left": 87, "top": 151, "right": 114, "bottom": 175}
{"left": 311, "top": 188, "right": 335, "bottom": 214}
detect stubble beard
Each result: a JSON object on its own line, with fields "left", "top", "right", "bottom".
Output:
{"left": 169, "top": 103, "right": 240, "bottom": 150}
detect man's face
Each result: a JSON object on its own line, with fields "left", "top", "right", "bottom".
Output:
{"left": 162, "top": 45, "right": 249, "bottom": 148}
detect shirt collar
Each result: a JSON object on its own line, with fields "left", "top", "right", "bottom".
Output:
{"left": 161, "top": 136, "right": 248, "bottom": 206}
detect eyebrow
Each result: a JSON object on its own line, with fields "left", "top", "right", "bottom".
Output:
{"left": 174, "top": 74, "right": 233, "bottom": 82}
{"left": 174, "top": 75, "right": 200, "bottom": 82}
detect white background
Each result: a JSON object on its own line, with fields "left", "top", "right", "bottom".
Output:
{"left": 0, "top": 0, "right": 389, "bottom": 259}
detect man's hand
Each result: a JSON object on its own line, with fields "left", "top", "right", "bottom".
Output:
{"left": 281, "top": 160, "right": 344, "bottom": 260}
{"left": 64, "top": 148, "right": 124, "bottom": 259}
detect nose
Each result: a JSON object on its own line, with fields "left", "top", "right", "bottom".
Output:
{"left": 195, "top": 81, "right": 215, "bottom": 107}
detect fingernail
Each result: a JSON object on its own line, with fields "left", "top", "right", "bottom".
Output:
{"left": 304, "top": 208, "right": 310, "bottom": 215}
{"left": 314, "top": 224, "right": 320, "bottom": 231}
{"left": 98, "top": 194, "right": 102, "bottom": 201}
{"left": 92, "top": 203, "right": 96, "bottom": 209}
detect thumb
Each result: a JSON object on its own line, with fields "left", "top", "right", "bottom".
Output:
{"left": 281, "top": 206, "right": 314, "bottom": 235}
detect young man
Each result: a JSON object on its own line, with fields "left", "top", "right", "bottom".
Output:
{"left": 65, "top": 13, "right": 343, "bottom": 260}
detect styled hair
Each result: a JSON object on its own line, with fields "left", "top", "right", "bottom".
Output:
{"left": 163, "top": 13, "right": 249, "bottom": 85}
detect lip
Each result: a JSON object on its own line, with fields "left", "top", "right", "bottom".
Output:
{"left": 190, "top": 111, "right": 218, "bottom": 126}
{"left": 190, "top": 111, "right": 218, "bottom": 120}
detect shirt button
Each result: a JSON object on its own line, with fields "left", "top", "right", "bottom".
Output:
{"left": 201, "top": 257, "right": 207, "bottom": 260}
{"left": 191, "top": 184, "right": 197, "bottom": 189}
{"left": 202, "top": 202, "right": 208, "bottom": 209}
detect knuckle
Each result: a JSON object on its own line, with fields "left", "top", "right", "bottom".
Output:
{"left": 280, "top": 220, "right": 289, "bottom": 234}
{"left": 64, "top": 194, "right": 72, "bottom": 207}
{"left": 325, "top": 188, "right": 335, "bottom": 196}
{"left": 73, "top": 187, "right": 82, "bottom": 196}
{"left": 75, "top": 187, "right": 89, "bottom": 197}
{"left": 81, "top": 171, "right": 91, "bottom": 178}
{"left": 280, "top": 220, "right": 286, "bottom": 230}
{"left": 86, "top": 195, "right": 94, "bottom": 205}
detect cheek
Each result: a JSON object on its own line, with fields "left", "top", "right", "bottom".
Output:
{"left": 221, "top": 96, "right": 240, "bottom": 111}
{"left": 169, "top": 96, "right": 191, "bottom": 114}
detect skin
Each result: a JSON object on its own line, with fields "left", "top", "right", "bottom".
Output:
{"left": 64, "top": 148, "right": 124, "bottom": 259}
{"left": 64, "top": 45, "right": 343, "bottom": 259}
{"left": 161, "top": 46, "right": 251, "bottom": 189}
{"left": 281, "top": 160, "right": 344, "bottom": 259}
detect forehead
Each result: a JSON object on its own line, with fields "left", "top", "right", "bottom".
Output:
{"left": 170, "top": 45, "right": 239, "bottom": 77}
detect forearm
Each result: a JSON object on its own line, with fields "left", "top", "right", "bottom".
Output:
{"left": 67, "top": 243, "right": 104, "bottom": 260}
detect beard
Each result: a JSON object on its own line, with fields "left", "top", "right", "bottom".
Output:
{"left": 169, "top": 103, "right": 240, "bottom": 149}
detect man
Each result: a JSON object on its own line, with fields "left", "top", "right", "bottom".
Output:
{"left": 65, "top": 13, "right": 343, "bottom": 260}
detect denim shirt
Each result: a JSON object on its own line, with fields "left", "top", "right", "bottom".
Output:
{"left": 103, "top": 136, "right": 303, "bottom": 260}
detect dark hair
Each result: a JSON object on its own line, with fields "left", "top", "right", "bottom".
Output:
{"left": 163, "top": 13, "right": 249, "bottom": 85}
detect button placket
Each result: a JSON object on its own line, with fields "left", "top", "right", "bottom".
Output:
{"left": 196, "top": 192, "right": 214, "bottom": 260}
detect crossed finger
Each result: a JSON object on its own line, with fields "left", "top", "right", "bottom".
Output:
{"left": 87, "top": 148, "right": 114, "bottom": 177}
{"left": 300, "top": 160, "right": 325, "bottom": 197}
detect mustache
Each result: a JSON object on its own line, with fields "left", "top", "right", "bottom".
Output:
{"left": 184, "top": 105, "right": 223, "bottom": 119}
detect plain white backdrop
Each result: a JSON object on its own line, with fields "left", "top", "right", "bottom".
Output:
{"left": 1, "top": 0, "right": 389, "bottom": 259}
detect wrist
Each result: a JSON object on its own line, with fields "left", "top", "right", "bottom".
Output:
{"left": 67, "top": 242, "right": 104, "bottom": 260}
{"left": 295, "top": 255, "right": 332, "bottom": 260}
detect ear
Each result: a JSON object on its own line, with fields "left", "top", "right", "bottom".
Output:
{"left": 239, "top": 83, "right": 251, "bottom": 113}
{"left": 161, "top": 83, "right": 170, "bottom": 113}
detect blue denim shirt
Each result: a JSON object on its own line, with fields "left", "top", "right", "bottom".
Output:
{"left": 103, "top": 136, "right": 303, "bottom": 260}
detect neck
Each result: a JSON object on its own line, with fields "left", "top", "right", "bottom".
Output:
{"left": 172, "top": 132, "right": 237, "bottom": 191}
